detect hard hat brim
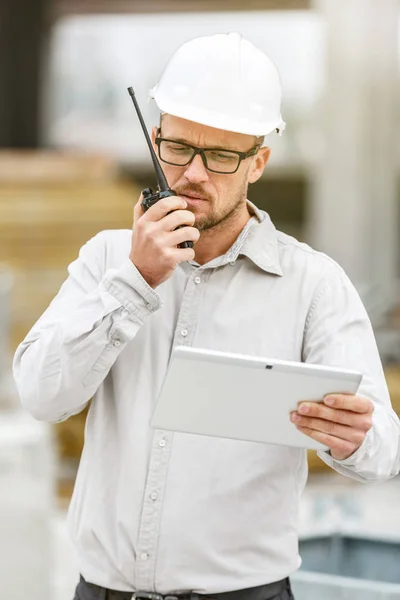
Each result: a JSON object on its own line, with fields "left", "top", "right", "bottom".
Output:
{"left": 150, "top": 87, "right": 286, "bottom": 137}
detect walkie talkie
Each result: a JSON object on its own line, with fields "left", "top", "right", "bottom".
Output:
{"left": 127, "top": 87, "right": 193, "bottom": 250}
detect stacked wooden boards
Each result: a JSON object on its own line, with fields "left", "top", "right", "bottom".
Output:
{"left": 0, "top": 151, "right": 137, "bottom": 492}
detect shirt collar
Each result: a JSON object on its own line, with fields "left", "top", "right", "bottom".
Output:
{"left": 238, "top": 200, "right": 282, "bottom": 276}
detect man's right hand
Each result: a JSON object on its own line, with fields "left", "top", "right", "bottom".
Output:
{"left": 129, "top": 195, "right": 200, "bottom": 289}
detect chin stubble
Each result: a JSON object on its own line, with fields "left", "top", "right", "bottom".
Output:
{"left": 195, "top": 196, "right": 244, "bottom": 232}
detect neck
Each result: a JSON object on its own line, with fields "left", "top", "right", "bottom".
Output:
{"left": 193, "top": 202, "right": 252, "bottom": 265}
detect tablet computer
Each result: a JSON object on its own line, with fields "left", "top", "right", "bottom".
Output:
{"left": 150, "top": 346, "right": 362, "bottom": 451}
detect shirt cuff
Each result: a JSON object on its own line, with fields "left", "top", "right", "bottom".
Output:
{"left": 100, "top": 258, "right": 162, "bottom": 324}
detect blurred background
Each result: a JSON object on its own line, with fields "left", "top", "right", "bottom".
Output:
{"left": 1, "top": 1, "right": 400, "bottom": 599}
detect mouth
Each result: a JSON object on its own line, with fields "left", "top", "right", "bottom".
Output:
{"left": 179, "top": 192, "right": 208, "bottom": 204}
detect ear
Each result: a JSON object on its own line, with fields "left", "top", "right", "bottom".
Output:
{"left": 151, "top": 126, "right": 162, "bottom": 155}
{"left": 151, "top": 126, "right": 159, "bottom": 146}
{"left": 248, "top": 147, "right": 271, "bottom": 184}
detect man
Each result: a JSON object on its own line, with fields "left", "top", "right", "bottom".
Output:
{"left": 13, "top": 32, "right": 400, "bottom": 600}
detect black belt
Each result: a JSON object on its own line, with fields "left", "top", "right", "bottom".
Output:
{"left": 77, "top": 575, "right": 293, "bottom": 600}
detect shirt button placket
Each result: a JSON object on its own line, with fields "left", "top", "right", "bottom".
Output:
{"left": 134, "top": 268, "right": 205, "bottom": 589}
{"left": 174, "top": 269, "right": 206, "bottom": 349}
{"left": 134, "top": 432, "right": 172, "bottom": 591}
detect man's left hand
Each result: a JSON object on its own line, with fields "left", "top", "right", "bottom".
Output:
{"left": 290, "top": 394, "right": 374, "bottom": 460}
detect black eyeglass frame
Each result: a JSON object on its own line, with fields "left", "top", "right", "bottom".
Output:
{"left": 154, "top": 135, "right": 261, "bottom": 174}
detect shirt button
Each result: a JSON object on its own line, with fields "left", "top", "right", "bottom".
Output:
{"left": 113, "top": 339, "right": 121, "bottom": 347}
{"left": 140, "top": 552, "right": 149, "bottom": 561}
{"left": 230, "top": 261, "right": 235, "bottom": 266}
{"left": 150, "top": 492, "right": 158, "bottom": 501}
{"left": 194, "top": 276, "right": 201, "bottom": 284}
{"left": 180, "top": 329, "right": 188, "bottom": 337}
{"left": 159, "top": 439, "right": 166, "bottom": 447}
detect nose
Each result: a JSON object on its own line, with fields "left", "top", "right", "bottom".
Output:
{"left": 183, "top": 153, "right": 210, "bottom": 184}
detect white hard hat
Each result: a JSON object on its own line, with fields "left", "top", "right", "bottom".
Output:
{"left": 149, "top": 32, "right": 285, "bottom": 137}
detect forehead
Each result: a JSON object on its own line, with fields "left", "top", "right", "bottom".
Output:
{"left": 160, "top": 114, "right": 256, "bottom": 150}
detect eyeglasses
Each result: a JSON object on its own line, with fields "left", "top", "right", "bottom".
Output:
{"left": 154, "top": 136, "right": 261, "bottom": 174}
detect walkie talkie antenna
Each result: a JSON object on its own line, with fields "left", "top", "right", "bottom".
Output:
{"left": 127, "top": 87, "right": 170, "bottom": 193}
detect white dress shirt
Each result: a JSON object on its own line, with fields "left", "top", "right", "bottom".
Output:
{"left": 13, "top": 202, "right": 400, "bottom": 594}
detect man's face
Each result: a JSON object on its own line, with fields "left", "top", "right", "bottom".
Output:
{"left": 152, "top": 115, "right": 270, "bottom": 232}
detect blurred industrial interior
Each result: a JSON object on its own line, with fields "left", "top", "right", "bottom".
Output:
{"left": 1, "top": 1, "right": 400, "bottom": 600}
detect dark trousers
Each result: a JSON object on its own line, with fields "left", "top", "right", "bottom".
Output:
{"left": 73, "top": 575, "right": 295, "bottom": 600}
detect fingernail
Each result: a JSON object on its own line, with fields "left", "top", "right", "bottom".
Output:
{"left": 324, "top": 396, "right": 335, "bottom": 406}
{"left": 298, "top": 404, "right": 309, "bottom": 414}
{"left": 291, "top": 413, "right": 300, "bottom": 422}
